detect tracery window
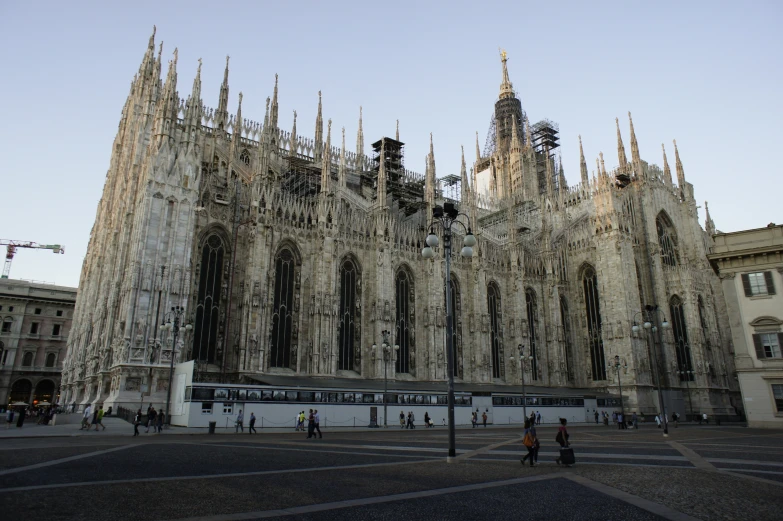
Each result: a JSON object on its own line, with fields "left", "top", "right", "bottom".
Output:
{"left": 239, "top": 149, "right": 250, "bottom": 165}
{"left": 395, "top": 269, "right": 414, "bottom": 374}
{"left": 656, "top": 213, "right": 679, "bottom": 267}
{"left": 583, "top": 266, "right": 606, "bottom": 381}
{"left": 337, "top": 258, "right": 361, "bottom": 372}
{"left": 446, "top": 276, "right": 462, "bottom": 378}
{"left": 670, "top": 295, "right": 694, "bottom": 381}
{"left": 488, "top": 282, "right": 504, "bottom": 379}
{"left": 270, "top": 247, "right": 299, "bottom": 369}
{"left": 193, "top": 234, "right": 226, "bottom": 364}
{"left": 525, "top": 289, "right": 539, "bottom": 381}
{"left": 560, "top": 296, "right": 573, "bottom": 382}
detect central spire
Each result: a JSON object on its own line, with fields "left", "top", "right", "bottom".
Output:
{"left": 499, "top": 48, "right": 514, "bottom": 99}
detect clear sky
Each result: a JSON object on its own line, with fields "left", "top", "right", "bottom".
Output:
{"left": 1, "top": 1, "right": 781, "bottom": 288}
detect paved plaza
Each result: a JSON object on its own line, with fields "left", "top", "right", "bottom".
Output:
{"left": 1, "top": 418, "right": 782, "bottom": 521}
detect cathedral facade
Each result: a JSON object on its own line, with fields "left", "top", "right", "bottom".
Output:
{"left": 60, "top": 29, "right": 740, "bottom": 418}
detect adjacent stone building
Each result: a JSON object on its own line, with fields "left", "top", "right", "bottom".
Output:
{"left": 708, "top": 224, "right": 783, "bottom": 427}
{"left": 0, "top": 279, "right": 76, "bottom": 407}
{"left": 60, "top": 29, "right": 740, "bottom": 418}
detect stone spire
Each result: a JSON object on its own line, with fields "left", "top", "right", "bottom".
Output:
{"left": 545, "top": 148, "right": 554, "bottom": 196}
{"left": 396, "top": 119, "right": 400, "bottom": 141}
{"left": 216, "top": 55, "right": 230, "bottom": 131}
{"left": 425, "top": 134, "right": 436, "bottom": 209}
{"left": 339, "top": 127, "right": 346, "bottom": 189}
{"left": 137, "top": 26, "right": 157, "bottom": 86}
{"left": 661, "top": 143, "right": 672, "bottom": 185}
{"left": 579, "top": 135, "right": 589, "bottom": 185}
{"left": 289, "top": 110, "right": 297, "bottom": 156}
{"left": 314, "top": 91, "right": 323, "bottom": 160}
{"left": 321, "top": 119, "right": 332, "bottom": 194}
{"left": 429, "top": 133, "right": 436, "bottom": 179}
{"left": 153, "top": 48, "right": 178, "bottom": 141}
{"left": 615, "top": 117, "right": 628, "bottom": 171}
{"left": 525, "top": 116, "right": 533, "bottom": 150}
{"left": 460, "top": 145, "right": 470, "bottom": 201}
{"left": 356, "top": 106, "right": 364, "bottom": 159}
{"left": 499, "top": 49, "right": 514, "bottom": 99}
{"left": 138, "top": 28, "right": 161, "bottom": 118}
{"left": 377, "top": 141, "right": 387, "bottom": 208}
{"left": 475, "top": 131, "right": 481, "bottom": 162}
{"left": 231, "top": 91, "right": 243, "bottom": 151}
{"left": 705, "top": 201, "right": 715, "bottom": 235}
{"left": 599, "top": 152, "right": 607, "bottom": 178}
{"left": 558, "top": 157, "right": 567, "bottom": 191}
{"left": 673, "top": 139, "right": 686, "bottom": 187}
{"left": 510, "top": 117, "right": 522, "bottom": 153}
{"left": 263, "top": 97, "right": 270, "bottom": 134}
{"left": 270, "top": 74, "right": 279, "bottom": 129}
{"left": 184, "top": 58, "right": 202, "bottom": 141}
{"left": 628, "top": 111, "right": 641, "bottom": 166}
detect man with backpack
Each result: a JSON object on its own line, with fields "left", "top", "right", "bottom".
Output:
{"left": 520, "top": 419, "right": 538, "bottom": 467}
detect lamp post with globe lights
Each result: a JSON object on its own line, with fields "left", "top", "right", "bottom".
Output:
{"left": 372, "top": 330, "right": 398, "bottom": 428}
{"left": 632, "top": 306, "right": 670, "bottom": 436}
{"left": 509, "top": 344, "right": 534, "bottom": 420}
{"left": 421, "top": 202, "right": 476, "bottom": 460}
{"left": 161, "top": 306, "right": 192, "bottom": 427}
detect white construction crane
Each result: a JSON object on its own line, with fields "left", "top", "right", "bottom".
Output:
{"left": 1, "top": 240, "right": 64, "bottom": 279}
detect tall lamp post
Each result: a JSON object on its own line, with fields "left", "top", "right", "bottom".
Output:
{"left": 679, "top": 364, "right": 695, "bottom": 421}
{"left": 372, "top": 330, "right": 398, "bottom": 428}
{"left": 632, "top": 306, "right": 670, "bottom": 436}
{"left": 422, "top": 202, "right": 476, "bottom": 460}
{"left": 509, "top": 344, "right": 533, "bottom": 420}
{"left": 161, "top": 306, "right": 192, "bottom": 426}
{"left": 609, "top": 355, "right": 628, "bottom": 425}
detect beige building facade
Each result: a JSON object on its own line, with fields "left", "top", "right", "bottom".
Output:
{"left": 60, "top": 29, "right": 740, "bottom": 418}
{"left": 709, "top": 224, "right": 783, "bottom": 427}
{"left": 0, "top": 279, "right": 76, "bottom": 408}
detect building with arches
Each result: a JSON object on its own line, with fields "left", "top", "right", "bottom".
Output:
{"left": 0, "top": 279, "right": 76, "bottom": 407}
{"left": 59, "top": 30, "right": 739, "bottom": 420}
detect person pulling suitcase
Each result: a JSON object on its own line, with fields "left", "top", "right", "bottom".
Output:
{"left": 555, "top": 418, "right": 575, "bottom": 466}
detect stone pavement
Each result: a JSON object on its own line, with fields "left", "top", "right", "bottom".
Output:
{"left": 1, "top": 423, "right": 781, "bottom": 521}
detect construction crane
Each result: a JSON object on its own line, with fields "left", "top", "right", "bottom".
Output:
{"left": 1, "top": 240, "right": 65, "bottom": 279}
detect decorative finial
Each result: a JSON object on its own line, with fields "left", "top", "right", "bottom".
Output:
{"left": 226, "top": 55, "right": 230, "bottom": 67}
{"left": 158, "top": 41, "right": 163, "bottom": 59}
{"left": 328, "top": 118, "right": 332, "bottom": 132}
{"left": 197, "top": 57, "right": 202, "bottom": 74}
{"left": 173, "top": 47, "right": 178, "bottom": 63}
{"left": 318, "top": 90, "right": 321, "bottom": 100}
{"left": 500, "top": 48, "right": 508, "bottom": 62}
{"left": 238, "top": 91, "right": 243, "bottom": 104}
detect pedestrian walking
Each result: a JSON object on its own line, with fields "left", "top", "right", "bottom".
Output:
{"left": 618, "top": 412, "right": 624, "bottom": 430}
{"left": 424, "top": 412, "right": 430, "bottom": 428}
{"left": 307, "top": 409, "right": 315, "bottom": 438}
{"left": 89, "top": 407, "right": 100, "bottom": 431}
{"left": 594, "top": 410, "right": 599, "bottom": 424}
{"left": 235, "top": 410, "right": 244, "bottom": 433}
{"left": 672, "top": 412, "right": 679, "bottom": 428}
{"left": 314, "top": 410, "right": 322, "bottom": 438}
{"left": 631, "top": 412, "right": 638, "bottom": 430}
{"left": 249, "top": 412, "right": 257, "bottom": 434}
{"left": 156, "top": 410, "right": 164, "bottom": 433}
{"left": 80, "top": 404, "right": 92, "bottom": 430}
{"left": 133, "top": 409, "right": 142, "bottom": 436}
{"left": 555, "top": 418, "right": 574, "bottom": 466}
{"left": 520, "top": 419, "right": 537, "bottom": 467}
{"left": 96, "top": 406, "right": 106, "bottom": 431}
{"left": 529, "top": 411, "right": 536, "bottom": 427}
{"left": 471, "top": 411, "right": 477, "bottom": 428}
{"left": 482, "top": 411, "right": 487, "bottom": 427}
{"left": 702, "top": 412, "right": 708, "bottom": 425}
{"left": 399, "top": 410, "right": 405, "bottom": 428}
{"left": 655, "top": 414, "right": 661, "bottom": 428}
{"left": 536, "top": 411, "right": 541, "bottom": 425}
{"left": 6, "top": 409, "right": 14, "bottom": 429}
{"left": 145, "top": 407, "right": 157, "bottom": 433}
{"left": 603, "top": 411, "right": 609, "bottom": 426}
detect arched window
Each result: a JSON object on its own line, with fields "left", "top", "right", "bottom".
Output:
{"left": 697, "top": 295, "right": 710, "bottom": 350}
{"left": 22, "top": 352, "right": 33, "bottom": 367}
{"left": 239, "top": 149, "right": 250, "bottom": 165}
{"left": 446, "top": 276, "right": 462, "bottom": 378}
{"left": 45, "top": 353, "right": 56, "bottom": 367}
{"left": 338, "top": 257, "right": 361, "bottom": 372}
{"left": 34, "top": 380, "right": 55, "bottom": 404}
{"left": 270, "top": 246, "right": 299, "bottom": 369}
{"left": 656, "top": 213, "right": 679, "bottom": 267}
{"left": 488, "top": 282, "right": 504, "bottom": 379}
{"left": 559, "top": 296, "right": 573, "bottom": 382}
{"left": 525, "top": 289, "right": 539, "bottom": 381}
{"left": 193, "top": 234, "right": 227, "bottom": 364}
{"left": 670, "top": 296, "right": 694, "bottom": 381}
{"left": 583, "top": 266, "right": 606, "bottom": 380}
{"left": 395, "top": 269, "right": 414, "bottom": 374}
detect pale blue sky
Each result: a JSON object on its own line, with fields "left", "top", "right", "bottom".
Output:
{"left": 1, "top": 1, "right": 781, "bottom": 287}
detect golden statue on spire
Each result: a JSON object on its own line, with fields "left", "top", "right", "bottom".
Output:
{"left": 500, "top": 48, "right": 508, "bottom": 62}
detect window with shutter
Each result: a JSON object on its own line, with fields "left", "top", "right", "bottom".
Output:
{"left": 772, "top": 385, "right": 783, "bottom": 412}
{"left": 741, "top": 274, "right": 752, "bottom": 296}
{"left": 755, "top": 333, "right": 782, "bottom": 358}
{"left": 753, "top": 334, "right": 765, "bottom": 359}
{"left": 744, "top": 272, "right": 771, "bottom": 297}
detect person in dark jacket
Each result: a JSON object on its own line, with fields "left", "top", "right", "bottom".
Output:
{"left": 249, "top": 412, "right": 257, "bottom": 434}
{"left": 133, "top": 409, "right": 142, "bottom": 437}
{"left": 555, "top": 418, "right": 570, "bottom": 465}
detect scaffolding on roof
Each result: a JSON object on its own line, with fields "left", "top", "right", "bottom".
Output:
{"left": 364, "top": 137, "right": 424, "bottom": 216}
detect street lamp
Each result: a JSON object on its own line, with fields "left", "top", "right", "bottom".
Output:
{"left": 608, "top": 354, "right": 628, "bottom": 426}
{"left": 632, "top": 306, "right": 670, "bottom": 436}
{"left": 421, "top": 202, "right": 476, "bottom": 460}
{"left": 161, "top": 306, "right": 192, "bottom": 427}
{"left": 509, "top": 344, "right": 533, "bottom": 420}
{"left": 372, "top": 330, "right": 398, "bottom": 428}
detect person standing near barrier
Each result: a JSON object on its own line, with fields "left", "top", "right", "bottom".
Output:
{"left": 400, "top": 410, "right": 405, "bottom": 428}
{"left": 482, "top": 411, "right": 487, "bottom": 427}
{"left": 314, "top": 410, "right": 322, "bottom": 438}
{"left": 235, "top": 410, "right": 244, "bottom": 433}
{"left": 536, "top": 411, "right": 541, "bottom": 425}
{"left": 133, "top": 409, "right": 142, "bottom": 437}
{"left": 249, "top": 412, "right": 257, "bottom": 434}
{"left": 594, "top": 410, "right": 599, "bottom": 424}
{"left": 307, "top": 409, "right": 315, "bottom": 438}
{"left": 156, "top": 410, "right": 164, "bottom": 433}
